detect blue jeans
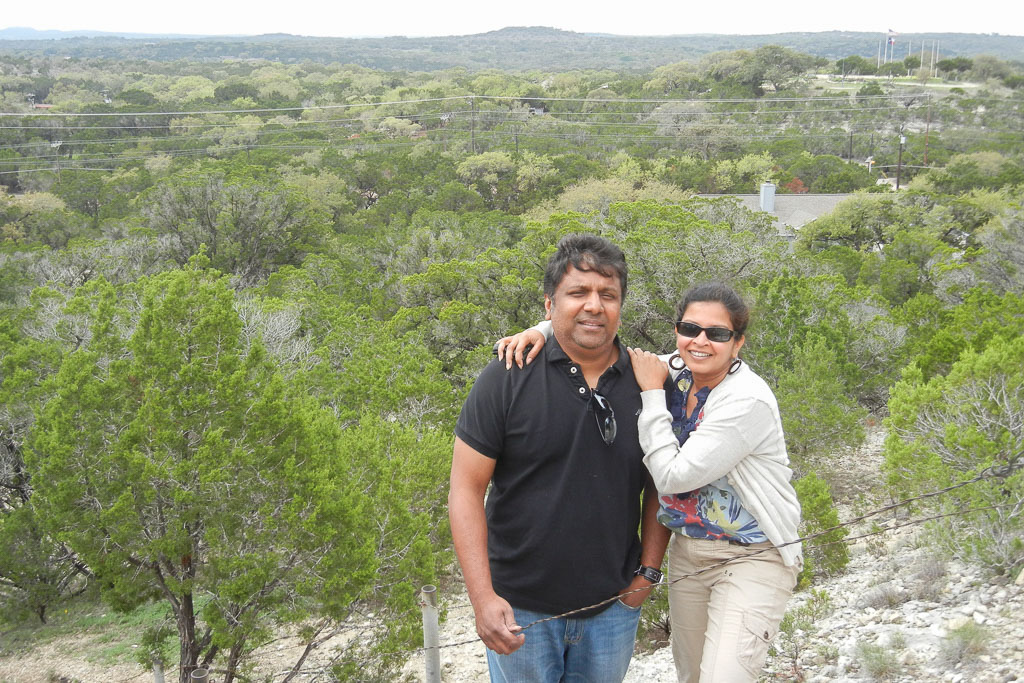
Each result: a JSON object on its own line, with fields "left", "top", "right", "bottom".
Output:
{"left": 486, "top": 600, "right": 642, "bottom": 682}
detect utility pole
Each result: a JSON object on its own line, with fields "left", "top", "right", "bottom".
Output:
{"left": 469, "top": 97, "right": 476, "bottom": 154}
{"left": 51, "top": 140, "right": 63, "bottom": 183}
{"left": 923, "top": 97, "right": 932, "bottom": 166}
{"left": 896, "top": 132, "right": 906, "bottom": 190}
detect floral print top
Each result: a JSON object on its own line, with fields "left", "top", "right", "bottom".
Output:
{"left": 655, "top": 368, "right": 768, "bottom": 544}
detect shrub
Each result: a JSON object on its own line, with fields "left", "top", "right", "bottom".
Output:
{"left": 774, "top": 589, "right": 833, "bottom": 677}
{"left": 884, "top": 336, "right": 1024, "bottom": 575}
{"left": 776, "top": 333, "right": 867, "bottom": 471}
{"left": 794, "top": 472, "right": 850, "bottom": 586}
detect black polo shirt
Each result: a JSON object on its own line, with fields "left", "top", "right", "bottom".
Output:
{"left": 455, "top": 335, "right": 647, "bottom": 616}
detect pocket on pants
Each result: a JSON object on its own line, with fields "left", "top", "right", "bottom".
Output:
{"left": 615, "top": 597, "right": 642, "bottom": 612}
{"left": 738, "top": 611, "right": 776, "bottom": 675}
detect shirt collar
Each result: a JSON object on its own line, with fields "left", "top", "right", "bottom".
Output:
{"left": 546, "top": 335, "right": 627, "bottom": 375}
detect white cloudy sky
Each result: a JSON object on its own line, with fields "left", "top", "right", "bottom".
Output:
{"left": 3, "top": 0, "right": 1019, "bottom": 37}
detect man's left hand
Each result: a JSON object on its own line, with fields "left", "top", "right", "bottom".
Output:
{"left": 617, "top": 575, "right": 657, "bottom": 608}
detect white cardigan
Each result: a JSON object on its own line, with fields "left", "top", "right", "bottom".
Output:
{"left": 641, "top": 358, "right": 803, "bottom": 567}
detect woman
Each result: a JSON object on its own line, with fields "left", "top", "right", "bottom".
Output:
{"left": 498, "top": 282, "right": 802, "bottom": 683}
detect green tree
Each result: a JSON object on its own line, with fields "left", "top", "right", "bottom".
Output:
{"left": 937, "top": 56, "right": 973, "bottom": 79}
{"left": 23, "top": 261, "right": 431, "bottom": 682}
{"left": 748, "top": 274, "right": 899, "bottom": 410}
{"left": 793, "top": 472, "right": 849, "bottom": 586}
{"left": 456, "top": 151, "right": 556, "bottom": 213}
{"left": 884, "top": 336, "right": 1024, "bottom": 575}
{"left": 973, "top": 208, "right": 1024, "bottom": 295}
{"left": 775, "top": 333, "right": 867, "bottom": 469}
{"left": 710, "top": 153, "right": 776, "bottom": 193}
{"left": 140, "top": 166, "right": 331, "bottom": 285}
{"left": 906, "top": 289, "right": 1024, "bottom": 380}
{"left": 797, "top": 194, "right": 913, "bottom": 253}
{"left": 643, "top": 60, "right": 705, "bottom": 95}
{"left": 857, "top": 82, "right": 884, "bottom": 97}
{"left": 0, "top": 318, "right": 89, "bottom": 624}
{"left": 836, "top": 55, "right": 876, "bottom": 76}
{"left": 784, "top": 153, "right": 874, "bottom": 193}
{"left": 594, "top": 198, "right": 789, "bottom": 350}
{"left": 52, "top": 171, "right": 105, "bottom": 227}
{"left": 747, "top": 45, "right": 818, "bottom": 93}
{"left": 0, "top": 505, "right": 89, "bottom": 623}
{"left": 923, "top": 152, "right": 1024, "bottom": 194}
{"left": 1, "top": 191, "right": 89, "bottom": 249}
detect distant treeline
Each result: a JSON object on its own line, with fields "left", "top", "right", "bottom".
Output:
{"left": 1, "top": 26, "right": 1022, "bottom": 71}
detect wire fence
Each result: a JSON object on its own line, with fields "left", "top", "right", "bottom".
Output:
{"left": 137, "top": 448, "right": 1022, "bottom": 681}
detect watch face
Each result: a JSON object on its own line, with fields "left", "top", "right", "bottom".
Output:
{"left": 637, "top": 566, "right": 662, "bottom": 583}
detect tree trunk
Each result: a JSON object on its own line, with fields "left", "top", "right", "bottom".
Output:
{"left": 223, "top": 642, "right": 244, "bottom": 683}
{"left": 177, "top": 589, "right": 199, "bottom": 683}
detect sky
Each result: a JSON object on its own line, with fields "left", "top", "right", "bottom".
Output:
{"left": 2, "top": 0, "right": 1021, "bottom": 38}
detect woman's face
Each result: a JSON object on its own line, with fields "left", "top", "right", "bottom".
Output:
{"left": 676, "top": 300, "right": 745, "bottom": 387}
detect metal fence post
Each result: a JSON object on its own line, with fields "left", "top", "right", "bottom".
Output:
{"left": 421, "top": 584, "right": 441, "bottom": 683}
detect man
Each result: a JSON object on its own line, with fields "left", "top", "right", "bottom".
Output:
{"left": 449, "top": 233, "right": 670, "bottom": 682}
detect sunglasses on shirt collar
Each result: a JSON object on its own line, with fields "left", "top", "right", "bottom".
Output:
{"left": 674, "top": 321, "right": 737, "bottom": 343}
{"left": 590, "top": 390, "right": 617, "bottom": 445}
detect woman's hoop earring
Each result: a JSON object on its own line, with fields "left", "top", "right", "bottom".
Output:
{"left": 669, "top": 353, "right": 686, "bottom": 371}
{"left": 728, "top": 358, "right": 742, "bottom": 374}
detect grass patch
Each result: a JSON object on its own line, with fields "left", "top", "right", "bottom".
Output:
{"left": 85, "top": 641, "right": 144, "bottom": 667}
{"left": 861, "top": 583, "right": 909, "bottom": 609}
{"left": 910, "top": 555, "right": 948, "bottom": 602}
{"left": 939, "top": 622, "right": 988, "bottom": 665}
{"left": 0, "top": 588, "right": 173, "bottom": 665}
{"left": 855, "top": 639, "right": 902, "bottom": 681}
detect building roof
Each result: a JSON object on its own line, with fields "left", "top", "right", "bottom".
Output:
{"left": 699, "top": 192, "right": 853, "bottom": 239}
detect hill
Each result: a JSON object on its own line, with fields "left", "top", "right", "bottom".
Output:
{"left": 1, "top": 26, "right": 1022, "bottom": 71}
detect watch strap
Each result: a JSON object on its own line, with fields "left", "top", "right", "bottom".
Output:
{"left": 635, "top": 564, "right": 663, "bottom": 583}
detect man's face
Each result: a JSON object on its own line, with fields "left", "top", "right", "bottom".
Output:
{"left": 544, "top": 264, "right": 623, "bottom": 358}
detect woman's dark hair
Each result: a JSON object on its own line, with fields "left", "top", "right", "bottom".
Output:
{"left": 543, "top": 233, "right": 628, "bottom": 299}
{"left": 675, "top": 282, "right": 750, "bottom": 337}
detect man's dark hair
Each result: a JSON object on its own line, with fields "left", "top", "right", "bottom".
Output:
{"left": 675, "top": 282, "right": 750, "bottom": 337}
{"left": 543, "top": 234, "right": 628, "bottom": 299}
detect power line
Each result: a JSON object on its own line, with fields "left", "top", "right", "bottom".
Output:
{"left": 0, "top": 96, "right": 471, "bottom": 118}
{"left": 4, "top": 91, "right": 1003, "bottom": 122}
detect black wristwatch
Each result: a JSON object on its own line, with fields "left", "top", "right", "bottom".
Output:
{"left": 635, "top": 565, "right": 663, "bottom": 583}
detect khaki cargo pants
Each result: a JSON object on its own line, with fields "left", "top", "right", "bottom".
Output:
{"left": 668, "top": 534, "right": 798, "bottom": 683}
